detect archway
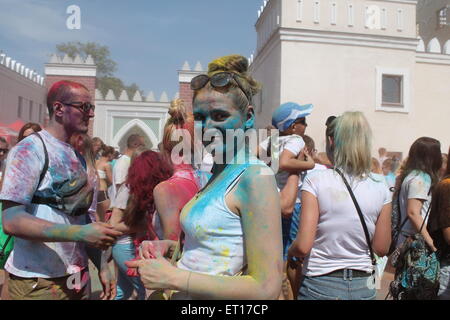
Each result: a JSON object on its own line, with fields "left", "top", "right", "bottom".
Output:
{"left": 112, "top": 119, "right": 159, "bottom": 153}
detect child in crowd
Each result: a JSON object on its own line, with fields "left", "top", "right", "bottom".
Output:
{"left": 260, "top": 102, "right": 315, "bottom": 260}
{"left": 259, "top": 102, "right": 315, "bottom": 299}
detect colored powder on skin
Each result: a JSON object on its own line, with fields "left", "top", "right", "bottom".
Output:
{"left": 221, "top": 247, "right": 230, "bottom": 257}
{"left": 43, "top": 224, "right": 85, "bottom": 241}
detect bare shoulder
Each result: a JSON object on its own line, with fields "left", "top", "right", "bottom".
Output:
{"left": 237, "top": 164, "right": 277, "bottom": 195}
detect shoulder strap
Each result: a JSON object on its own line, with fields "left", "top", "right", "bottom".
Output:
{"left": 419, "top": 203, "right": 432, "bottom": 234}
{"left": 32, "top": 132, "right": 49, "bottom": 188}
{"left": 335, "top": 168, "right": 376, "bottom": 268}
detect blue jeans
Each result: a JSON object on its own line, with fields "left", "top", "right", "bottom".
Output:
{"left": 298, "top": 272, "right": 376, "bottom": 300}
{"left": 112, "top": 242, "right": 146, "bottom": 300}
{"left": 438, "top": 259, "right": 450, "bottom": 300}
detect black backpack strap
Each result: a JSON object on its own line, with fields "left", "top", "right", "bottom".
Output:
{"left": 398, "top": 186, "right": 431, "bottom": 235}
{"left": 30, "top": 132, "right": 49, "bottom": 203}
{"left": 335, "top": 168, "right": 377, "bottom": 269}
{"left": 32, "top": 132, "right": 49, "bottom": 188}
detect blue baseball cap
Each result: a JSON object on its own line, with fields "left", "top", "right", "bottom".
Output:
{"left": 272, "top": 102, "right": 313, "bottom": 132}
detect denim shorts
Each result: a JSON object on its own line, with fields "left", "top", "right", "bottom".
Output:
{"left": 298, "top": 271, "right": 376, "bottom": 300}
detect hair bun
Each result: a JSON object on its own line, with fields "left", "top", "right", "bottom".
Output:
{"left": 207, "top": 54, "right": 261, "bottom": 99}
{"left": 168, "top": 99, "right": 187, "bottom": 124}
{"left": 208, "top": 54, "right": 249, "bottom": 76}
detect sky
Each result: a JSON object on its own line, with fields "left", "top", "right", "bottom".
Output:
{"left": 0, "top": 0, "right": 264, "bottom": 99}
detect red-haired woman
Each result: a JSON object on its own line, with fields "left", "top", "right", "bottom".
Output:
{"left": 109, "top": 150, "right": 172, "bottom": 300}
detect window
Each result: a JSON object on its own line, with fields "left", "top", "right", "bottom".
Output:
{"left": 376, "top": 67, "right": 410, "bottom": 113}
{"left": 381, "top": 8, "right": 387, "bottom": 30}
{"left": 18, "top": 96, "right": 23, "bottom": 118}
{"left": 314, "top": 1, "right": 320, "bottom": 24}
{"left": 382, "top": 75, "right": 402, "bottom": 106}
{"left": 297, "top": 0, "right": 303, "bottom": 21}
{"left": 29, "top": 101, "right": 34, "bottom": 121}
{"left": 397, "top": 9, "right": 403, "bottom": 31}
{"left": 348, "top": 4, "right": 354, "bottom": 26}
{"left": 438, "top": 6, "right": 449, "bottom": 28}
{"left": 331, "top": 2, "right": 337, "bottom": 25}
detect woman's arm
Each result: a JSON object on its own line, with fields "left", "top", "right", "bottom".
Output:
{"left": 288, "top": 190, "right": 319, "bottom": 258}
{"left": 407, "top": 199, "right": 437, "bottom": 251}
{"left": 371, "top": 203, "right": 392, "bottom": 257}
{"left": 279, "top": 174, "right": 300, "bottom": 218}
{"left": 127, "top": 165, "right": 283, "bottom": 299}
{"left": 109, "top": 207, "right": 132, "bottom": 234}
{"left": 153, "top": 182, "right": 182, "bottom": 241}
{"left": 443, "top": 228, "right": 450, "bottom": 246}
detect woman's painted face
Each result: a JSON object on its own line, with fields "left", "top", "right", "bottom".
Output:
{"left": 193, "top": 89, "right": 253, "bottom": 160}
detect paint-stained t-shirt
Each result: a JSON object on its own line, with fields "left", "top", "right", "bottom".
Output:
{"left": 301, "top": 169, "right": 391, "bottom": 276}
{"left": 0, "top": 130, "right": 89, "bottom": 278}
{"left": 397, "top": 170, "right": 432, "bottom": 246}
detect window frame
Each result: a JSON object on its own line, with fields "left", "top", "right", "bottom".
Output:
{"left": 375, "top": 67, "right": 410, "bottom": 113}
{"left": 18, "top": 96, "right": 23, "bottom": 118}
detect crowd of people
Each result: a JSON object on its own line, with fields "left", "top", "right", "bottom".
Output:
{"left": 0, "top": 54, "right": 448, "bottom": 300}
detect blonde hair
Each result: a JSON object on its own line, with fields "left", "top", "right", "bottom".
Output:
{"left": 162, "top": 98, "right": 194, "bottom": 156}
{"left": 333, "top": 111, "right": 372, "bottom": 178}
{"left": 194, "top": 54, "right": 261, "bottom": 112}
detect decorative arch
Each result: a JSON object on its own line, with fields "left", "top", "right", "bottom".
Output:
{"left": 112, "top": 118, "right": 159, "bottom": 151}
{"left": 427, "top": 37, "right": 441, "bottom": 53}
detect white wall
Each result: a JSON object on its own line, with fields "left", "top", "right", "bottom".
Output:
{"left": 0, "top": 64, "right": 46, "bottom": 125}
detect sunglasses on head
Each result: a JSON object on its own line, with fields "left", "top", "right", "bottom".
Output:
{"left": 60, "top": 101, "right": 95, "bottom": 114}
{"left": 190, "top": 72, "right": 252, "bottom": 105}
{"left": 0, "top": 148, "right": 8, "bottom": 154}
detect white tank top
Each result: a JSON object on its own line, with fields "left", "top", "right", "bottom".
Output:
{"left": 97, "top": 169, "right": 106, "bottom": 179}
{"left": 177, "top": 159, "right": 265, "bottom": 276}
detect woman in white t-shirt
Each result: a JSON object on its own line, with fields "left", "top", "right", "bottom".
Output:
{"left": 288, "top": 111, "right": 392, "bottom": 300}
{"left": 392, "top": 137, "right": 442, "bottom": 250}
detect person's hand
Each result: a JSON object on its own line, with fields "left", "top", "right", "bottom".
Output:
{"left": 125, "top": 254, "right": 179, "bottom": 290}
{"left": 98, "top": 265, "right": 117, "bottom": 300}
{"left": 138, "top": 240, "right": 178, "bottom": 260}
{"left": 300, "top": 148, "right": 315, "bottom": 168}
{"left": 287, "top": 254, "right": 303, "bottom": 270}
{"left": 80, "top": 222, "right": 123, "bottom": 250}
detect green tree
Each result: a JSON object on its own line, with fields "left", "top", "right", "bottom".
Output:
{"left": 56, "top": 42, "right": 143, "bottom": 99}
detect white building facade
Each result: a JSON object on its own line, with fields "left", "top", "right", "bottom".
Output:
{"left": 250, "top": 0, "right": 450, "bottom": 158}
{"left": 0, "top": 51, "right": 46, "bottom": 126}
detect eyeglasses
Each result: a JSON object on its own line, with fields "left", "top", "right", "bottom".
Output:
{"left": 61, "top": 101, "right": 95, "bottom": 114}
{"left": 190, "top": 72, "right": 252, "bottom": 105}
{"left": 0, "top": 148, "right": 8, "bottom": 154}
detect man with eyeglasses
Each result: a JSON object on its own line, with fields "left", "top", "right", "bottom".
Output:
{"left": 0, "top": 80, "right": 122, "bottom": 300}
